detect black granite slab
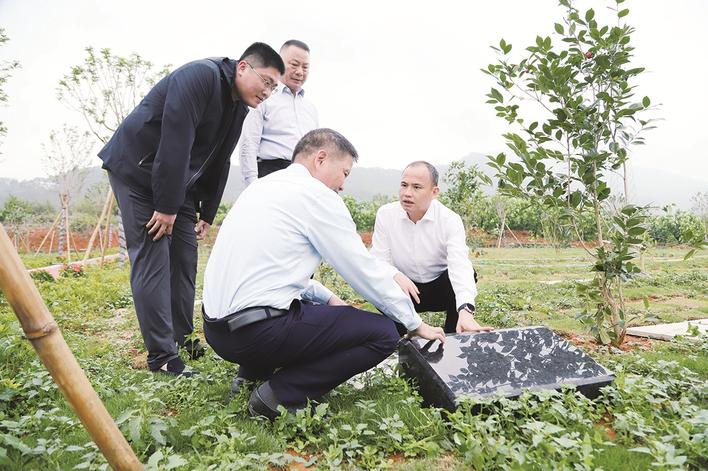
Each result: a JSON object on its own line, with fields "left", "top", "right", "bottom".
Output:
{"left": 398, "top": 326, "right": 614, "bottom": 411}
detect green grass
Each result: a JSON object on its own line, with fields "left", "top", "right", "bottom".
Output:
{"left": 0, "top": 246, "right": 706, "bottom": 469}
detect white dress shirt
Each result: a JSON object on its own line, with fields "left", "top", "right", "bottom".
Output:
{"left": 370, "top": 200, "right": 478, "bottom": 308}
{"left": 203, "top": 164, "right": 423, "bottom": 331}
{"left": 238, "top": 83, "right": 319, "bottom": 186}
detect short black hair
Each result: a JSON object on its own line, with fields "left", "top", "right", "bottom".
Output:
{"left": 239, "top": 42, "right": 285, "bottom": 75}
{"left": 281, "top": 39, "right": 310, "bottom": 53}
{"left": 293, "top": 128, "right": 358, "bottom": 162}
{"left": 405, "top": 161, "right": 439, "bottom": 186}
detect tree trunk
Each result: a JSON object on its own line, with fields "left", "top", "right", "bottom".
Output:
{"left": 100, "top": 196, "right": 115, "bottom": 267}
{"left": 497, "top": 210, "right": 506, "bottom": 248}
{"left": 117, "top": 208, "right": 127, "bottom": 268}
{"left": 57, "top": 205, "right": 66, "bottom": 258}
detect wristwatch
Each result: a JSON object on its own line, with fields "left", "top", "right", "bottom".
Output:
{"left": 458, "top": 303, "right": 475, "bottom": 315}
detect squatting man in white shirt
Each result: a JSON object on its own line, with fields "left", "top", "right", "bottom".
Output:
{"left": 371, "top": 161, "right": 493, "bottom": 335}
{"left": 202, "top": 128, "right": 445, "bottom": 420}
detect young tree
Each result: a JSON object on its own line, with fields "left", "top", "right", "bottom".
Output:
{"left": 57, "top": 47, "right": 169, "bottom": 144}
{"left": 0, "top": 195, "right": 31, "bottom": 249}
{"left": 484, "top": 0, "right": 656, "bottom": 346}
{"left": 439, "top": 160, "right": 491, "bottom": 228}
{"left": 42, "top": 125, "right": 94, "bottom": 260}
{"left": 0, "top": 27, "right": 20, "bottom": 148}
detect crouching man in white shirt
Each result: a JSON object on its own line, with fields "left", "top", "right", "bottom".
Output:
{"left": 202, "top": 131, "right": 445, "bottom": 420}
{"left": 371, "top": 161, "right": 493, "bottom": 335}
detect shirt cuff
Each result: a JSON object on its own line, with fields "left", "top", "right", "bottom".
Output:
{"left": 301, "top": 279, "right": 335, "bottom": 305}
{"left": 454, "top": 293, "right": 476, "bottom": 311}
{"left": 404, "top": 314, "right": 423, "bottom": 332}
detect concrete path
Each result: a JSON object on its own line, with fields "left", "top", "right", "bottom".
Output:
{"left": 626, "top": 319, "right": 708, "bottom": 341}
{"left": 28, "top": 254, "right": 121, "bottom": 279}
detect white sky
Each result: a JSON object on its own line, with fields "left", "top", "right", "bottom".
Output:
{"left": 0, "top": 0, "right": 706, "bottom": 187}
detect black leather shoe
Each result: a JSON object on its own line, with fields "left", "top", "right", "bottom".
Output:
{"left": 183, "top": 339, "right": 206, "bottom": 360}
{"left": 151, "top": 357, "right": 199, "bottom": 378}
{"left": 230, "top": 375, "right": 249, "bottom": 397}
{"left": 248, "top": 381, "right": 307, "bottom": 420}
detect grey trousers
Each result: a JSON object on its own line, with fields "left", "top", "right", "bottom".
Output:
{"left": 108, "top": 172, "right": 198, "bottom": 369}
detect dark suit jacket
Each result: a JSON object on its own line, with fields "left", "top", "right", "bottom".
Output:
{"left": 98, "top": 57, "right": 248, "bottom": 224}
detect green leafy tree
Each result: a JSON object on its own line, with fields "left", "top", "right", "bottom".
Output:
{"left": 438, "top": 160, "right": 491, "bottom": 228}
{"left": 0, "top": 27, "right": 20, "bottom": 148}
{"left": 484, "top": 0, "right": 656, "bottom": 346}
{"left": 57, "top": 47, "right": 169, "bottom": 144}
{"left": 343, "top": 194, "right": 395, "bottom": 232}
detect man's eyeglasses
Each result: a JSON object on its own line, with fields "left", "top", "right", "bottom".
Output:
{"left": 246, "top": 62, "right": 278, "bottom": 92}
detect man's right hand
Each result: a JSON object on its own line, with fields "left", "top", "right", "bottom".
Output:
{"left": 146, "top": 211, "right": 177, "bottom": 241}
{"left": 410, "top": 322, "right": 445, "bottom": 343}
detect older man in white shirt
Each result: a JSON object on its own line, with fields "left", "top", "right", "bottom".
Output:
{"left": 203, "top": 130, "right": 445, "bottom": 420}
{"left": 371, "top": 161, "right": 492, "bottom": 334}
{"left": 239, "top": 39, "right": 318, "bottom": 184}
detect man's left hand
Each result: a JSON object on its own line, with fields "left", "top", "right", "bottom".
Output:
{"left": 456, "top": 309, "right": 493, "bottom": 334}
{"left": 195, "top": 220, "right": 211, "bottom": 241}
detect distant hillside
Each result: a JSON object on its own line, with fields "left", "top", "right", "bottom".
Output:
{"left": 1, "top": 153, "right": 705, "bottom": 211}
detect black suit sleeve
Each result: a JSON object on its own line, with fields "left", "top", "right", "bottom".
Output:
{"left": 198, "top": 159, "right": 230, "bottom": 225}
{"left": 151, "top": 62, "right": 217, "bottom": 214}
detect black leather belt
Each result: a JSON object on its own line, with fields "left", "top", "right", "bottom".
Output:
{"left": 256, "top": 157, "right": 290, "bottom": 162}
{"left": 202, "top": 305, "right": 289, "bottom": 332}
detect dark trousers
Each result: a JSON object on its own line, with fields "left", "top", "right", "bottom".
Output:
{"left": 395, "top": 270, "right": 459, "bottom": 336}
{"left": 204, "top": 300, "right": 399, "bottom": 405}
{"left": 257, "top": 158, "right": 291, "bottom": 178}
{"left": 108, "top": 172, "right": 198, "bottom": 370}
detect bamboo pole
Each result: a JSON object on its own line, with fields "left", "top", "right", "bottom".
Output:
{"left": 70, "top": 230, "right": 81, "bottom": 258}
{"left": 505, "top": 223, "right": 522, "bottom": 245}
{"left": 0, "top": 224, "right": 142, "bottom": 470}
{"left": 100, "top": 196, "right": 115, "bottom": 267}
{"left": 48, "top": 227, "right": 55, "bottom": 255}
{"left": 36, "top": 212, "right": 61, "bottom": 255}
{"left": 84, "top": 189, "right": 113, "bottom": 262}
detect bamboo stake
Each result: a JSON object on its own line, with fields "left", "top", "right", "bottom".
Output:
{"left": 100, "top": 196, "right": 115, "bottom": 267}
{"left": 34, "top": 212, "right": 61, "bottom": 255}
{"left": 505, "top": 223, "right": 522, "bottom": 245}
{"left": 48, "top": 227, "right": 55, "bottom": 255}
{"left": 70, "top": 229, "right": 81, "bottom": 258}
{"left": 61, "top": 197, "right": 71, "bottom": 264}
{"left": 83, "top": 189, "right": 113, "bottom": 262}
{"left": 0, "top": 224, "right": 142, "bottom": 470}
{"left": 497, "top": 210, "right": 506, "bottom": 249}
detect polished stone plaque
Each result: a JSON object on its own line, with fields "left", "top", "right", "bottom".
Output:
{"left": 398, "top": 326, "right": 614, "bottom": 411}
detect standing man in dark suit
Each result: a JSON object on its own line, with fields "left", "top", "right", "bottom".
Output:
{"left": 99, "top": 42, "right": 285, "bottom": 377}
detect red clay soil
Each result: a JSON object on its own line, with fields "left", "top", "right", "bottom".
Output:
{"left": 10, "top": 225, "right": 600, "bottom": 253}
{"left": 360, "top": 232, "right": 372, "bottom": 247}
{"left": 559, "top": 331, "right": 654, "bottom": 353}
{"left": 6, "top": 227, "right": 121, "bottom": 252}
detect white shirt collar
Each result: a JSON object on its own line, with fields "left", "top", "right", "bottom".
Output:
{"left": 398, "top": 199, "right": 438, "bottom": 223}
{"left": 277, "top": 81, "right": 306, "bottom": 97}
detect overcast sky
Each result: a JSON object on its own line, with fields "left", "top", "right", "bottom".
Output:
{"left": 0, "top": 0, "right": 706, "bottom": 191}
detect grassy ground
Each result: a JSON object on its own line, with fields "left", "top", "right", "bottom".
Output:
{"left": 0, "top": 245, "right": 706, "bottom": 470}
